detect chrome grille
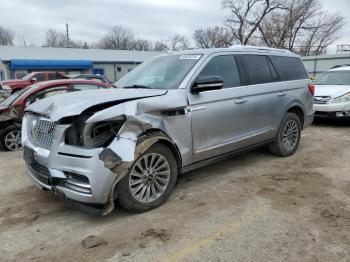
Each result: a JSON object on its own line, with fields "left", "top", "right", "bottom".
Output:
{"left": 314, "top": 96, "right": 331, "bottom": 104}
{"left": 27, "top": 114, "right": 56, "bottom": 150}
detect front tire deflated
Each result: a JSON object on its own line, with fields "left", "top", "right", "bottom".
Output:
{"left": 117, "top": 143, "right": 178, "bottom": 213}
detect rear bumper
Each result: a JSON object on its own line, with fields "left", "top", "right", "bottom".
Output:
{"left": 304, "top": 111, "right": 314, "bottom": 128}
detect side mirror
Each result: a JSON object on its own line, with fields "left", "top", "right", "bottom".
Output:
{"left": 30, "top": 77, "right": 38, "bottom": 83}
{"left": 191, "top": 76, "right": 223, "bottom": 93}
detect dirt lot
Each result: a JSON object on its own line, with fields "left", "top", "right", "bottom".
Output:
{"left": 1, "top": 120, "right": 350, "bottom": 262}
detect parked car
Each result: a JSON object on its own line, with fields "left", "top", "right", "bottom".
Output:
{"left": 0, "top": 71, "right": 68, "bottom": 96}
{"left": 0, "top": 79, "right": 113, "bottom": 151}
{"left": 22, "top": 46, "right": 314, "bottom": 215}
{"left": 313, "top": 66, "right": 350, "bottom": 118}
{"left": 67, "top": 74, "right": 113, "bottom": 84}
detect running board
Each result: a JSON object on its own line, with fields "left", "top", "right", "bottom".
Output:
{"left": 180, "top": 139, "right": 273, "bottom": 174}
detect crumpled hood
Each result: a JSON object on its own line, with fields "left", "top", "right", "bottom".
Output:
{"left": 314, "top": 84, "right": 350, "bottom": 98}
{"left": 25, "top": 88, "right": 167, "bottom": 121}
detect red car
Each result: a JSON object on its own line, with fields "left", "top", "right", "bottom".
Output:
{"left": 0, "top": 79, "right": 114, "bottom": 151}
{"left": 0, "top": 71, "right": 68, "bottom": 94}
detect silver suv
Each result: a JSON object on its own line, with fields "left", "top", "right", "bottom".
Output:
{"left": 22, "top": 46, "right": 314, "bottom": 215}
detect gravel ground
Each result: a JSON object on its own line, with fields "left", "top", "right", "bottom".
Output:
{"left": 0, "top": 119, "right": 350, "bottom": 262}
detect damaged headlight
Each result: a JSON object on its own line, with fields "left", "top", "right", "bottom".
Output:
{"left": 65, "top": 115, "right": 126, "bottom": 148}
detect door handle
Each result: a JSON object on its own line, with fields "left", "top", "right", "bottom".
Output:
{"left": 187, "top": 106, "right": 206, "bottom": 112}
{"left": 235, "top": 99, "right": 248, "bottom": 104}
{"left": 277, "top": 92, "right": 286, "bottom": 97}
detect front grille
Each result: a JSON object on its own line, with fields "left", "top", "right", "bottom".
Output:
{"left": 28, "top": 160, "right": 50, "bottom": 185}
{"left": 314, "top": 96, "right": 331, "bottom": 104}
{"left": 27, "top": 114, "right": 56, "bottom": 150}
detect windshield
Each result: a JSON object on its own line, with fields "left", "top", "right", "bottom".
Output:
{"left": 314, "top": 71, "right": 350, "bottom": 85}
{"left": 0, "top": 83, "right": 41, "bottom": 107}
{"left": 22, "top": 72, "right": 35, "bottom": 80}
{"left": 1, "top": 88, "right": 28, "bottom": 107}
{"left": 116, "top": 54, "right": 202, "bottom": 89}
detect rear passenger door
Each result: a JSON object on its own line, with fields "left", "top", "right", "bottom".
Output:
{"left": 237, "top": 54, "right": 284, "bottom": 139}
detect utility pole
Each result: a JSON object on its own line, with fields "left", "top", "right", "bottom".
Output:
{"left": 66, "top": 23, "right": 70, "bottom": 48}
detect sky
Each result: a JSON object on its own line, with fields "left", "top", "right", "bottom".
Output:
{"left": 1, "top": 0, "right": 349, "bottom": 53}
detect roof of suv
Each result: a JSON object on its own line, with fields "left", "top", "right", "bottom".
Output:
{"left": 168, "top": 45, "right": 296, "bottom": 57}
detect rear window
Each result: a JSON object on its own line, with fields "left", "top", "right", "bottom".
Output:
{"left": 269, "top": 56, "right": 308, "bottom": 81}
{"left": 238, "top": 55, "right": 275, "bottom": 85}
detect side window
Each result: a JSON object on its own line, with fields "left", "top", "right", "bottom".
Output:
{"left": 239, "top": 55, "right": 274, "bottom": 85}
{"left": 73, "top": 84, "right": 101, "bottom": 91}
{"left": 48, "top": 72, "right": 66, "bottom": 80}
{"left": 34, "top": 73, "right": 45, "bottom": 81}
{"left": 269, "top": 56, "right": 308, "bottom": 81}
{"left": 197, "top": 55, "right": 240, "bottom": 88}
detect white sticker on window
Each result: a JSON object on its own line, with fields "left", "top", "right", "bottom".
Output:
{"left": 179, "top": 55, "right": 201, "bottom": 60}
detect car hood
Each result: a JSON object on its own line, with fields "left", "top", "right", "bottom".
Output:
{"left": 25, "top": 88, "right": 168, "bottom": 121}
{"left": 314, "top": 84, "right": 350, "bottom": 98}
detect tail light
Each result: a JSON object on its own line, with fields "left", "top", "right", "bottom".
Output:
{"left": 308, "top": 82, "right": 315, "bottom": 96}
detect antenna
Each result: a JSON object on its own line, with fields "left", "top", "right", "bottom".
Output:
{"left": 66, "top": 23, "right": 70, "bottom": 48}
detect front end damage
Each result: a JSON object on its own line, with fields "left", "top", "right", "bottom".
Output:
{"left": 22, "top": 89, "right": 190, "bottom": 215}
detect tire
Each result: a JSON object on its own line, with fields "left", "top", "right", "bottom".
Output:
{"left": 269, "top": 112, "right": 301, "bottom": 157}
{"left": 0, "top": 125, "right": 22, "bottom": 151}
{"left": 117, "top": 143, "right": 178, "bottom": 213}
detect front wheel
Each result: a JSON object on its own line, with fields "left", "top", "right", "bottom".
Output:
{"left": 117, "top": 143, "right": 178, "bottom": 213}
{"left": 0, "top": 126, "right": 22, "bottom": 151}
{"left": 269, "top": 113, "right": 301, "bottom": 157}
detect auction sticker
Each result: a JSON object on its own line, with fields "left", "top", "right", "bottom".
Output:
{"left": 179, "top": 55, "right": 202, "bottom": 60}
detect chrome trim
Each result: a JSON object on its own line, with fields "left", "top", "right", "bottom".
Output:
{"left": 195, "top": 128, "right": 274, "bottom": 154}
{"left": 187, "top": 106, "right": 206, "bottom": 112}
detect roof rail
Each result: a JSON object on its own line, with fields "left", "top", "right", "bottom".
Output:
{"left": 230, "top": 45, "right": 292, "bottom": 54}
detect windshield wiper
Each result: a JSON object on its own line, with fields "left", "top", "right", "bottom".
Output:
{"left": 123, "top": 85, "right": 153, "bottom": 89}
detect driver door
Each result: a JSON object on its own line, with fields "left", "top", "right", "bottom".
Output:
{"left": 187, "top": 54, "right": 253, "bottom": 162}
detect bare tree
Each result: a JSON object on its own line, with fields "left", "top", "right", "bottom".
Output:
{"left": 132, "top": 39, "right": 153, "bottom": 51}
{"left": 44, "top": 29, "right": 68, "bottom": 47}
{"left": 222, "top": 0, "right": 283, "bottom": 45}
{"left": 257, "top": 0, "right": 345, "bottom": 55}
{"left": 0, "top": 25, "right": 15, "bottom": 45}
{"left": 299, "top": 13, "right": 345, "bottom": 56}
{"left": 98, "top": 25, "right": 135, "bottom": 50}
{"left": 167, "top": 34, "right": 190, "bottom": 51}
{"left": 153, "top": 40, "right": 169, "bottom": 51}
{"left": 193, "top": 26, "right": 234, "bottom": 48}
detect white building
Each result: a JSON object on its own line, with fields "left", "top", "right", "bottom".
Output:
{"left": 0, "top": 46, "right": 161, "bottom": 81}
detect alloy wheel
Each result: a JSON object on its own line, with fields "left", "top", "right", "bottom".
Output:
{"left": 129, "top": 153, "right": 171, "bottom": 203}
{"left": 282, "top": 120, "right": 299, "bottom": 151}
{"left": 4, "top": 130, "right": 22, "bottom": 151}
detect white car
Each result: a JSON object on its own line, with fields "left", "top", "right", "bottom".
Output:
{"left": 314, "top": 66, "right": 350, "bottom": 118}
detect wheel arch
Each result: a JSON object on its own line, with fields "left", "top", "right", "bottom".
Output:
{"left": 283, "top": 101, "right": 306, "bottom": 129}
{"left": 137, "top": 128, "right": 183, "bottom": 169}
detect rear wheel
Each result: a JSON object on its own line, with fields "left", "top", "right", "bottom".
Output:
{"left": 0, "top": 126, "right": 22, "bottom": 151}
{"left": 117, "top": 143, "right": 178, "bottom": 213}
{"left": 269, "top": 112, "right": 301, "bottom": 157}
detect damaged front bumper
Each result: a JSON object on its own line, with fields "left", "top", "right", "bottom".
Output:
{"left": 22, "top": 117, "right": 123, "bottom": 215}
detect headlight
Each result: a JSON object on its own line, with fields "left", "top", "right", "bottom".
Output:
{"left": 65, "top": 115, "right": 126, "bottom": 148}
{"left": 2, "top": 85, "right": 11, "bottom": 90}
{"left": 331, "top": 93, "right": 350, "bottom": 103}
